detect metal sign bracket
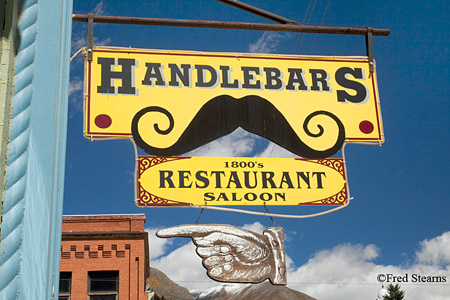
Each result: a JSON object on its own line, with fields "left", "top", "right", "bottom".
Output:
{"left": 366, "top": 27, "right": 374, "bottom": 74}
{"left": 87, "top": 13, "right": 94, "bottom": 62}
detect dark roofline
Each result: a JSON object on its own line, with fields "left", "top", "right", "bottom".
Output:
{"left": 62, "top": 231, "right": 147, "bottom": 239}
{"left": 63, "top": 214, "right": 145, "bottom": 221}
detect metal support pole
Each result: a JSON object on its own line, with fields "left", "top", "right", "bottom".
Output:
{"left": 72, "top": 14, "right": 390, "bottom": 37}
{"left": 87, "top": 13, "right": 94, "bottom": 62}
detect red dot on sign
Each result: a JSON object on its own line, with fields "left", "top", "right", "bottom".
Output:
{"left": 95, "top": 114, "right": 112, "bottom": 129}
{"left": 359, "top": 120, "right": 374, "bottom": 134}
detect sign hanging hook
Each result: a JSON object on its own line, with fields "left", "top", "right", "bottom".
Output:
{"left": 264, "top": 203, "right": 276, "bottom": 227}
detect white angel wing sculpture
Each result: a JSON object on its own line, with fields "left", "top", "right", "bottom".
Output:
{"left": 156, "top": 224, "right": 286, "bottom": 285}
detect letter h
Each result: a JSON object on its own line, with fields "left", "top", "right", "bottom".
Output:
{"left": 97, "top": 57, "right": 136, "bottom": 95}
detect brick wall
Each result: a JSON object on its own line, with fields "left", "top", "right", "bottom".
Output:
{"left": 60, "top": 215, "right": 149, "bottom": 300}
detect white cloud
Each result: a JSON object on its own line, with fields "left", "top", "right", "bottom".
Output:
{"left": 151, "top": 242, "right": 213, "bottom": 290}
{"left": 287, "top": 241, "right": 450, "bottom": 300}
{"left": 256, "top": 141, "right": 297, "bottom": 158}
{"left": 147, "top": 228, "right": 173, "bottom": 260}
{"left": 69, "top": 78, "right": 83, "bottom": 97}
{"left": 416, "top": 231, "right": 450, "bottom": 266}
{"left": 249, "top": 32, "right": 288, "bottom": 54}
{"left": 242, "top": 221, "right": 265, "bottom": 234}
{"left": 93, "top": 1, "right": 106, "bottom": 15}
{"left": 151, "top": 230, "right": 450, "bottom": 299}
{"left": 71, "top": 36, "right": 87, "bottom": 54}
{"left": 287, "top": 243, "right": 383, "bottom": 299}
{"left": 71, "top": 35, "right": 112, "bottom": 54}
{"left": 184, "top": 129, "right": 297, "bottom": 158}
{"left": 68, "top": 78, "right": 84, "bottom": 117}
{"left": 95, "top": 36, "right": 112, "bottom": 47}
{"left": 186, "top": 128, "right": 257, "bottom": 157}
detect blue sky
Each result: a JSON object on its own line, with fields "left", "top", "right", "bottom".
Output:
{"left": 65, "top": 1, "right": 449, "bottom": 298}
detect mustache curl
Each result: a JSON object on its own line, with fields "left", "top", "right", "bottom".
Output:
{"left": 131, "top": 95, "right": 345, "bottom": 158}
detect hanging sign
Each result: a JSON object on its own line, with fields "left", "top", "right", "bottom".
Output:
{"left": 157, "top": 224, "right": 287, "bottom": 285}
{"left": 84, "top": 47, "right": 384, "bottom": 158}
{"left": 137, "top": 156, "right": 347, "bottom": 207}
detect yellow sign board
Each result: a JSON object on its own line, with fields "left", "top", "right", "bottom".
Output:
{"left": 85, "top": 47, "right": 383, "bottom": 158}
{"left": 137, "top": 156, "right": 348, "bottom": 207}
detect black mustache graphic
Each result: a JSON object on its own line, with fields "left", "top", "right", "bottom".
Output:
{"left": 131, "top": 95, "right": 345, "bottom": 158}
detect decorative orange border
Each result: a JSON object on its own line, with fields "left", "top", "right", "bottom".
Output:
{"left": 296, "top": 159, "right": 348, "bottom": 205}
{"left": 137, "top": 157, "right": 191, "bottom": 206}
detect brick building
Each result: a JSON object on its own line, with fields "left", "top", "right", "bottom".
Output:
{"left": 59, "top": 214, "right": 149, "bottom": 300}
